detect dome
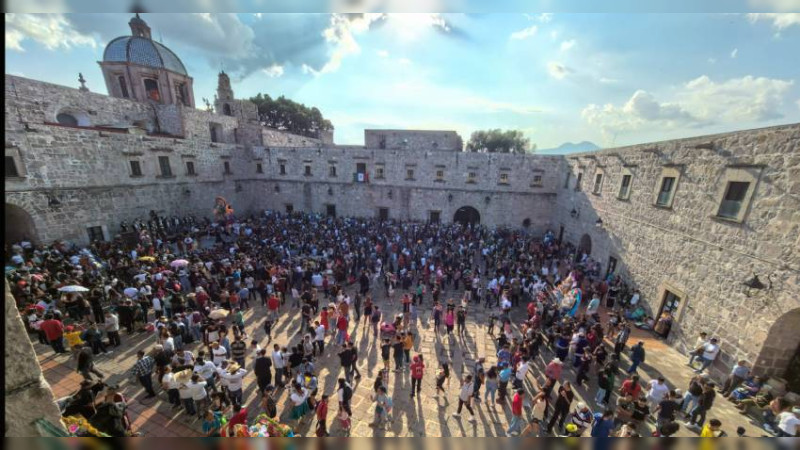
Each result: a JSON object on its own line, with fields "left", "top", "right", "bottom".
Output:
{"left": 103, "top": 36, "right": 188, "bottom": 76}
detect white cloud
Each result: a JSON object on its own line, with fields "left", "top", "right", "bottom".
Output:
{"left": 582, "top": 75, "right": 795, "bottom": 142}
{"left": 730, "top": 48, "right": 738, "bottom": 58}
{"left": 537, "top": 13, "right": 554, "bottom": 23}
{"left": 747, "top": 0, "right": 800, "bottom": 12}
{"left": 377, "top": 49, "right": 389, "bottom": 58}
{"left": 510, "top": 25, "right": 538, "bottom": 40}
{"left": 747, "top": 13, "right": 800, "bottom": 29}
{"left": 599, "top": 77, "right": 619, "bottom": 84}
{"left": 5, "top": 13, "right": 96, "bottom": 52}
{"left": 708, "top": 57, "right": 717, "bottom": 64}
{"left": 261, "top": 64, "right": 284, "bottom": 78}
{"left": 398, "top": 58, "right": 412, "bottom": 65}
{"left": 547, "top": 62, "right": 572, "bottom": 80}
{"left": 560, "top": 39, "right": 576, "bottom": 52}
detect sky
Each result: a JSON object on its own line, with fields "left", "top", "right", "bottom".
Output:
{"left": 5, "top": 12, "right": 800, "bottom": 149}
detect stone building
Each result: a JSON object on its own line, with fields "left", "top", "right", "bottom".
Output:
{"left": 4, "top": 14, "right": 800, "bottom": 395}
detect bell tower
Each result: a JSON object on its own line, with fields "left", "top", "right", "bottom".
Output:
{"left": 129, "top": 13, "right": 152, "bottom": 39}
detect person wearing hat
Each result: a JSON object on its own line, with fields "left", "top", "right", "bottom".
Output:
{"left": 569, "top": 402, "right": 593, "bottom": 435}
{"left": 219, "top": 360, "right": 248, "bottom": 407}
{"left": 161, "top": 366, "right": 182, "bottom": 408}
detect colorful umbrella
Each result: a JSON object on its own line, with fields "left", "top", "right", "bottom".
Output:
{"left": 208, "top": 309, "right": 230, "bottom": 320}
{"left": 138, "top": 256, "right": 156, "bottom": 262}
{"left": 170, "top": 259, "right": 189, "bottom": 268}
{"left": 123, "top": 287, "right": 139, "bottom": 297}
{"left": 58, "top": 285, "right": 89, "bottom": 293}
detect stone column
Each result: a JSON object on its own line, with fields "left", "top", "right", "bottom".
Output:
{"left": 4, "top": 280, "right": 66, "bottom": 436}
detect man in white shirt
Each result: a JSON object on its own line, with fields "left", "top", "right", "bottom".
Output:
{"left": 152, "top": 296, "right": 163, "bottom": 319}
{"left": 629, "top": 290, "right": 640, "bottom": 307}
{"left": 314, "top": 321, "right": 327, "bottom": 355}
{"left": 219, "top": 363, "right": 248, "bottom": 406}
{"left": 193, "top": 355, "right": 217, "bottom": 392}
{"left": 777, "top": 408, "right": 800, "bottom": 437}
{"left": 695, "top": 338, "right": 721, "bottom": 374}
{"left": 272, "top": 345, "right": 285, "bottom": 387}
{"left": 187, "top": 374, "right": 208, "bottom": 415}
{"left": 646, "top": 377, "right": 670, "bottom": 411}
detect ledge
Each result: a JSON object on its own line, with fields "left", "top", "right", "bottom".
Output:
{"left": 592, "top": 191, "right": 602, "bottom": 196}
{"left": 5, "top": 176, "right": 27, "bottom": 182}
{"left": 466, "top": 180, "right": 477, "bottom": 184}
{"left": 434, "top": 179, "right": 446, "bottom": 183}
{"left": 653, "top": 204, "right": 673, "bottom": 211}
{"left": 710, "top": 214, "right": 744, "bottom": 225}
{"left": 616, "top": 197, "right": 630, "bottom": 202}
{"left": 186, "top": 173, "right": 198, "bottom": 177}
{"left": 129, "top": 174, "right": 144, "bottom": 178}
{"left": 530, "top": 184, "right": 543, "bottom": 188}
{"left": 405, "top": 178, "right": 416, "bottom": 181}
{"left": 155, "top": 175, "right": 176, "bottom": 179}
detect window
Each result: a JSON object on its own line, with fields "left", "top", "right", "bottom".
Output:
{"left": 718, "top": 181, "right": 750, "bottom": 219}
{"left": 326, "top": 204, "right": 337, "bottom": 218}
{"left": 186, "top": 161, "right": 196, "bottom": 176}
{"left": 592, "top": 172, "right": 604, "bottom": 194}
{"left": 378, "top": 208, "right": 389, "bottom": 221}
{"left": 329, "top": 165, "right": 337, "bottom": 177}
{"left": 224, "top": 161, "right": 232, "bottom": 174}
{"left": 406, "top": 169, "right": 415, "bottom": 180}
{"left": 56, "top": 113, "right": 78, "bottom": 127}
{"left": 356, "top": 163, "right": 367, "bottom": 174}
{"left": 379, "top": 135, "right": 386, "bottom": 149}
{"left": 618, "top": 174, "right": 632, "bottom": 200}
{"left": 6, "top": 156, "right": 20, "bottom": 178}
{"left": 436, "top": 170, "right": 444, "bottom": 181}
{"left": 87, "top": 226, "right": 105, "bottom": 243}
{"left": 176, "top": 83, "right": 189, "bottom": 106}
{"left": 144, "top": 78, "right": 161, "bottom": 102}
{"left": 158, "top": 156, "right": 172, "bottom": 177}
{"left": 499, "top": 173, "right": 509, "bottom": 184}
{"left": 575, "top": 172, "right": 583, "bottom": 191}
{"left": 531, "top": 175, "right": 543, "bottom": 187}
{"left": 564, "top": 172, "right": 570, "bottom": 189}
{"left": 223, "top": 103, "right": 232, "bottom": 116}
{"left": 129, "top": 160, "right": 142, "bottom": 177}
{"left": 375, "top": 165, "right": 385, "bottom": 179}
{"left": 304, "top": 164, "right": 312, "bottom": 176}
{"left": 280, "top": 163, "right": 286, "bottom": 175}
{"left": 467, "top": 172, "right": 477, "bottom": 183}
{"left": 429, "top": 211, "right": 441, "bottom": 224}
{"left": 656, "top": 177, "right": 676, "bottom": 207}
{"left": 285, "top": 204, "right": 294, "bottom": 213}
{"left": 118, "top": 76, "right": 129, "bottom": 98}
{"left": 256, "top": 163, "right": 263, "bottom": 174}
{"left": 209, "top": 123, "right": 222, "bottom": 143}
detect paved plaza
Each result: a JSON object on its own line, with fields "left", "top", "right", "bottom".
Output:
{"left": 36, "top": 281, "right": 770, "bottom": 438}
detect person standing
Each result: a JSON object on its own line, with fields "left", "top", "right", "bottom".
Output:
{"left": 230, "top": 334, "right": 247, "bottom": 368}
{"left": 337, "top": 377, "right": 353, "bottom": 416}
{"left": 506, "top": 388, "right": 526, "bottom": 436}
{"left": 220, "top": 362, "right": 247, "bottom": 407}
{"left": 254, "top": 349, "right": 272, "bottom": 395}
{"left": 272, "top": 344, "right": 285, "bottom": 388}
{"left": 392, "top": 335, "right": 405, "bottom": 373}
{"left": 130, "top": 350, "right": 156, "bottom": 398}
{"left": 161, "top": 366, "right": 181, "bottom": 409}
{"left": 410, "top": 355, "right": 424, "bottom": 398}
{"left": 452, "top": 375, "right": 477, "bottom": 422}
{"left": 686, "top": 382, "right": 716, "bottom": 429}
{"left": 591, "top": 410, "right": 616, "bottom": 437}
{"left": 627, "top": 342, "right": 646, "bottom": 374}
{"left": 694, "top": 338, "right": 720, "bottom": 374}
{"left": 104, "top": 310, "right": 121, "bottom": 347}
{"left": 646, "top": 377, "right": 670, "bottom": 413}
{"left": 39, "top": 314, "right": 66, "bottom": 354}
{"left": 546, "top": 382, "right": 574, "bottom": 435}
{"left": 614, "top": 322, "right": 630, "bottom": 358}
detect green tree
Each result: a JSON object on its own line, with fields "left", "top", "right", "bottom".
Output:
{"left": 249, "top": 93, "right": 334, "bottom": 138}
{"left": 465, "top": 129, "right": 534, "bottom": 154}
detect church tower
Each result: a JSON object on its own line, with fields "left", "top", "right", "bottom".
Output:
{"left": 215, "top": 71, "right": 236, "bottom": 116}
{"left": 129, "top": 13, "right": 152, "bottom": 39}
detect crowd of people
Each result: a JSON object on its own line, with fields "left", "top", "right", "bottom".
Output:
{"left": 6, "top": 210, "right": 799, "bottom": 438}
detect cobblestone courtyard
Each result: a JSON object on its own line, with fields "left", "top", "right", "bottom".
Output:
{"left": 35, "top": 279, "right": 770, "bottom": 437}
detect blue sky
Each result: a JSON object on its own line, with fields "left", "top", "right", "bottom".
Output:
{"left": 6, "top": 12, "right": 800, "bottom": 148}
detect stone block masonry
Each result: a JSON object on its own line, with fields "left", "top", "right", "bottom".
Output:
{"left": 4, "top": 73, "right": 800, "bottom": 382}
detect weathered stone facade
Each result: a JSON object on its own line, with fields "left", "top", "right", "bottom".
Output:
{"left": 553, "top": 124, "right": 800, "bottom": 380}
{"left": 4, "top": 74, "right": 800, "bottom": 383}
{"left": 4, "top": 281, "right": 65, "bottom": 436}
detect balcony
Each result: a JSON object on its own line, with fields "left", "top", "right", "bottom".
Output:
{"left": 353, "top": 172, "right": 370, "bottom": 183}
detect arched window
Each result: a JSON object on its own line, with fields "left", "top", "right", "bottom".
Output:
{"left": 118, "top": 76, "right": 129, "bottom": 98}
{"left": 176, "top": 83, "right": 190, "bottom": 106}
{"left": 56, "top": 113, "right": 79, "bottom": 126}
{"left": 144, "top": 78, "right": 161, "bottom": 102}
{"left": 223, "top": 103, "right": 232, "bottom": 116}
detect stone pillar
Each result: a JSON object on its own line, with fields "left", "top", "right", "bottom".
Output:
{"left": 4, "top": 280, "right": 66, "bottom": 436}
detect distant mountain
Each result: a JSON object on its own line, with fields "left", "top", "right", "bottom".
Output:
{"left": 535, "top": 141, "right": 601, "bottom": 155}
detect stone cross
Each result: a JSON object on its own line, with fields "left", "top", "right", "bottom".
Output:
{"left": 78, "top": 73, "right": 89, "bottom": 92}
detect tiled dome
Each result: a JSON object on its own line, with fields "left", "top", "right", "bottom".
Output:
{"left": 103, "top": 36, "right": 188, "bottom": 76}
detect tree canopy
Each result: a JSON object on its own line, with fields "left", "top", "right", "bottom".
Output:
{"left": 248, "top": 93, "right": 334, "bottom": 139}
{"left": 464, "top": 129, "right": 534, "bottom": 154}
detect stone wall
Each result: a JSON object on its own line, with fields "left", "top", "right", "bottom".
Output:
{"left": 365, "top": 130, "right": 462, "bottom": 151}
{"left": 553, "top": 124, "right": 800, "bottom": 378}
{"left": 4, "top": 281, "right": 65, "bottom": 436}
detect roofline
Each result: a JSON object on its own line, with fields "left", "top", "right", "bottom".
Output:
{"left": 98, "top": 61, "right": 193, "bottom": 80}
{"left": 102, "top": 35, "right": 188, "bottom": 76}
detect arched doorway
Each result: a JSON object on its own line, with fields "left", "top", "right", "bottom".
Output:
{"left": 5, "top": 203, "right": 38, "bottom": 245}
{"left": 755, "top": 308, "right": 800, "bottom": 392}
{"left": 577, "top": 233, "right": 592, "bottom": 258}
{"left": 453, "top": 206, "right": 480, "bottom": 226}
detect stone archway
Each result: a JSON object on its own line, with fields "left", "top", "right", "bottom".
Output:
{"left": 755, "top": 308, "right": 800, "bottom": 392}
{"left": 453, "top": 206, "right": 480, "bottom": 226}
{"left": 5, "top": 203, "right": 38, "bottom": 245}
{"left": 578, "top": 233, "right": 592, "bottom": 257}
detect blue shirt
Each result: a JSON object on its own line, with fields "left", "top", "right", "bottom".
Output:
{"left": 591, "top": 413, "right": 615, "bottom": 437}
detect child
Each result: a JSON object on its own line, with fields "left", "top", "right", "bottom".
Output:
{"left": 435, "top": 362, "right": 451, "bottom": 396}
{"left": 487, "top": 314, "right": 496, "bottom": 336}
{"left": 315, "top": 394, "right": 329, "bottom": 436}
